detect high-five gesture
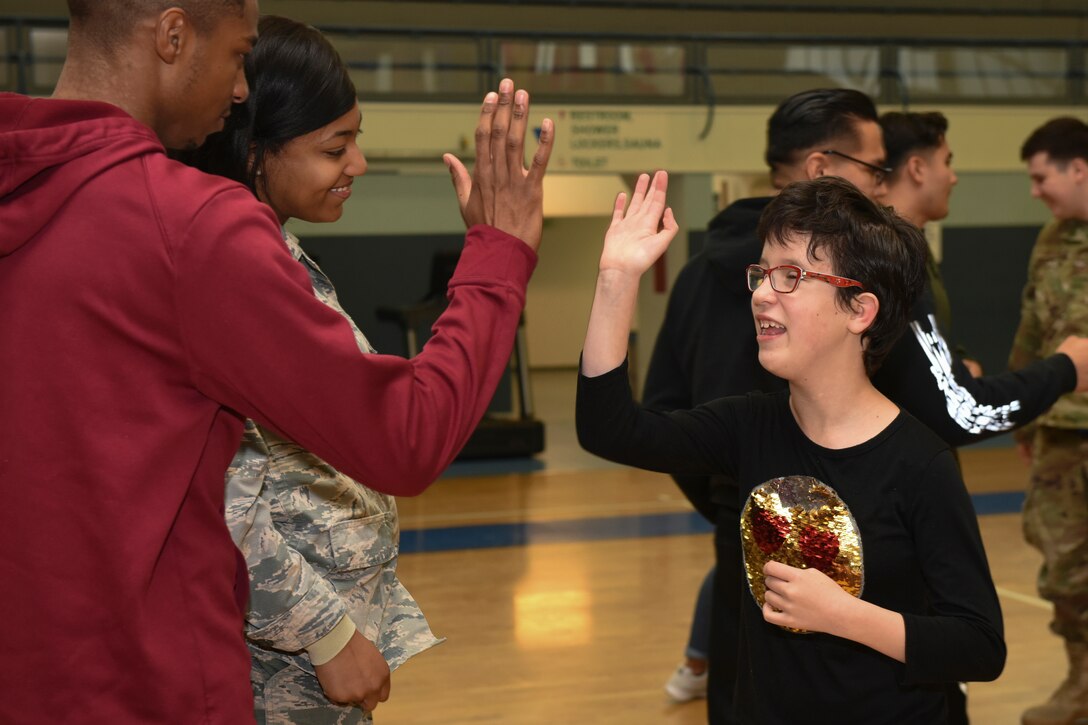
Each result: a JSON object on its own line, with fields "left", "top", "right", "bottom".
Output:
{"left": 582, "top": 171, "right": 678, "bottom": 377}
{"left": 444, "top": 78, "right": 554, "bottom": 251}
{"left": 600, "top": 171, "right": 678, "bottom": 277}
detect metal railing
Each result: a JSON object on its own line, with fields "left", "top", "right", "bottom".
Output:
{"left": 419, "top": 0, "right": 1088, "bottom": 16}
{"left": 3, "top": 16, "right": 1086, "bottom": 110}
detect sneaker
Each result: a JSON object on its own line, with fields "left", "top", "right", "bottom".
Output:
{"left": 664, "top": 663, "right": 708, "bottom": 703}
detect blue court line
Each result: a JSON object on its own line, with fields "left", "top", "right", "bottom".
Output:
{"left": 442, "top": 457, "right": 547, "bottom": 478}
{"left": 400, "top": 490, "right": 1026, "bottom": 554}
{"left": 970, "top": 490, "right": 1025, "bottom": 516}
{"left": 400, "top": 510, "right": 714, "bottom": 554}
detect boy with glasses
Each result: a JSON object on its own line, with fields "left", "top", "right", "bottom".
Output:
{"left": 581, "top": 174, "right": 1010, "bottom": 724}
{"left": 648, "top": 87, "right": 889, "bottom": 723}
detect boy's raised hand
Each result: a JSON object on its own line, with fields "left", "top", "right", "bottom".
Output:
{"left": 599, "top": 170, "right": 678, "bottom": 276}
{"left": 581, "top": 170, "right": 678, "bottom": 378}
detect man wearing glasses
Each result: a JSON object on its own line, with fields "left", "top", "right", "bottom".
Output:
{"left": 646, "top": 89, "right": 1088, "bottom": 725}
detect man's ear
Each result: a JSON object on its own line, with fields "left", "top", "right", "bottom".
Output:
{"left": 906, "top": 154, "right": 926, "bottom": 186}
{"left": 154, "top": 8, "right": 192, "bottom": 64}
{"left": 847, "top": 291, "right": 880, "bottom": 335}
{"left": 1069, "top": 157, "right": 1088, "bottom": 185}
{"left": 802, "top": 150, "right": 830, "bottom": 181}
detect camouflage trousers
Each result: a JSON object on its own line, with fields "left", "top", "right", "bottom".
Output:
{"left": 1023, "top": 426, "right": 1088, "bottom": 644}
{"left": 251, "top": 653, "right": 373, "bottom": 725}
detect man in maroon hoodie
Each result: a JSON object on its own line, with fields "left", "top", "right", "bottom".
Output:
{"left": 0, "top": 1, "right": 553, "bottom": 722}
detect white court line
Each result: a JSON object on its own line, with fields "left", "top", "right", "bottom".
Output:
{"left": 996, "top": 585, "right": 1051, "bottom": 610}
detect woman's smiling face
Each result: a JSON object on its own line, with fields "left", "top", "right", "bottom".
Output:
{"left": 258, "top": 105, "right": 366, "bottom": 225}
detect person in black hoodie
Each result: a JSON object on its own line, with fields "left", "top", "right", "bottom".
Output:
{"left": 646, "top": 90, "right": 1088, "bottom": 725}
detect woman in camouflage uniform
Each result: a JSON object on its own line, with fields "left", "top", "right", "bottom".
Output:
{"left": 183, "top": 16, "right": 441, "bottom": 724}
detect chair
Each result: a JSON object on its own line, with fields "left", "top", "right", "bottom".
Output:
{"left": 376, "top": 251, "right": 545, "bottom": 459}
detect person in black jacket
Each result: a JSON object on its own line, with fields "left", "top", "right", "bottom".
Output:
{"left": 646, "top": 92, "right": 1088, "bottom": 724}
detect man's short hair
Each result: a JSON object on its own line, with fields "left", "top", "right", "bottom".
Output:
{"left": 764, "top": 88, "right": 880, "bottom": 172}
{"left": 67, "top": 0, "right": 245, "bottom": 49}
{"left": 180, "top": 15, "right": 358, "bottom": 197}
{"left": 880, "top": 111, "right": 948, "bottom": 172}
{"left": 757, "top": 176, "right": 929, "bottom": 376}
{"left": 1020, "top": 117, "right": 1088, "bottom": 165}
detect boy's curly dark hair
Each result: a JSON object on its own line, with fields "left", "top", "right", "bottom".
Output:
{"left": 758, "top": 176, "right": 929, "bottom": 375}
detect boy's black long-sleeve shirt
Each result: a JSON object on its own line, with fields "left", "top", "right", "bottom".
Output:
{"left": 579, "top": 362, "right": 1006, "bottom": 724}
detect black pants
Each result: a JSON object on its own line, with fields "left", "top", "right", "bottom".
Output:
{"left": 946, "top": 682, "right": 969, "bottom": 725}
{"left": 707, "top": 489, "right": 741, "bottom": 725}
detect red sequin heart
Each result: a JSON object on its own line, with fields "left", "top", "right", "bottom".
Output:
{"left": 750, "top": 507, "right": 790, "bottom": 554}
{"left": 799, "top": 526, "right": 840, "bottom": 573}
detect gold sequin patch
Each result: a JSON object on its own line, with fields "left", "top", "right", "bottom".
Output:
{"left": 740, "top": 475, "right": 864, "bottom": 633}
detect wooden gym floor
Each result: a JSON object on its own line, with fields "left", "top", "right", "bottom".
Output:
{"left": 379, "top": 370, "right": 1065, "bottom": 724}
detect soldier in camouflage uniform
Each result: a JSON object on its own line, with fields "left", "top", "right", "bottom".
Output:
{"left": 1013, "top": 118, "right": 1088, "bottom": 725}
{"left": 226, "top": 231, "right": 441, "bottom": 725}
{"left": 183, "top": 17, "right": 447, "bottom": 723}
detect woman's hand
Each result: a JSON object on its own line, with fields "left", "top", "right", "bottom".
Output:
{"left": 314, "top": 630, "right": 391, "bottom": 712}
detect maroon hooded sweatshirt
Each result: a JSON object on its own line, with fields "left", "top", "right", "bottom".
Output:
{"left": 0, "top": 93, "right": 536, "bottom": 723}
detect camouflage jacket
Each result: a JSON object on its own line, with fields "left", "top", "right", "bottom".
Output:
{"left": 225, "top": 231, "right": 441, "bottom": 674}
{"left": 1009, "top": 218, "right": 1088, "bottom": 436}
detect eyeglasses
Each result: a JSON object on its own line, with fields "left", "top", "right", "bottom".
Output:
{"left": 746, "top": 264, "right": 864, "bottom": 294}
{"left": 822, "top": 149, "right": 893, "bottom": 185}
